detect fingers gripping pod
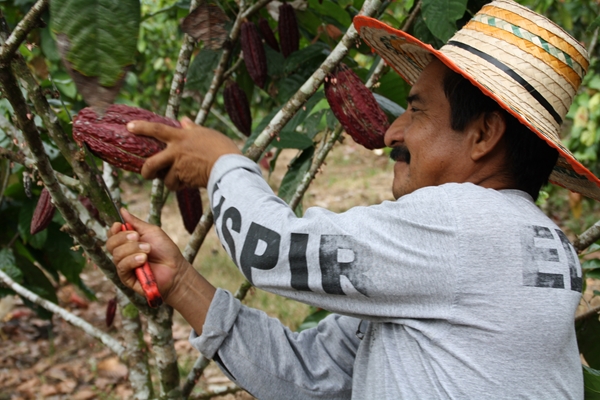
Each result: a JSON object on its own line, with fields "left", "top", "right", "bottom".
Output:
{"left": 121, "top": 222, "right": 163, "bottom": 308}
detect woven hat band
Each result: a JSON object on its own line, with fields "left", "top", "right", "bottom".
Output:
{"left": 444, "top": 40, "right": 563, "bottom": 125}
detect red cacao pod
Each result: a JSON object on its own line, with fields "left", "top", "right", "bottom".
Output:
{"left": 72, "top": 104, "right": 180, "bottom": 173}
{"left": 258, "top": 17, "right": 280, "bottom": 52}
{"left": 324, "top": 64, "right": 389, "bottom": 150}
{"left": 106, "top": 297, "right": 117, "bottom": 328}
{"left": 224, "top": 81, "right": 252, "bottom": 137}
{"left": 176, "top": 187, "right": 203, "bottom": 234}
{"left": 30, "top": 187, "right": 55, "bottom": 235}
{"left": 241, "top": 21, "right": 268, "bottom": 88}
{"left": 278, "top": 3, "right": 299, "bottom": 58}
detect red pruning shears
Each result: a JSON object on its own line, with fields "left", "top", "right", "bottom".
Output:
{"left": 117, "top": 213, "right": 163, "bottom": 308}
{"left": 83, "top": 143, "right": 163, "bottom": 308}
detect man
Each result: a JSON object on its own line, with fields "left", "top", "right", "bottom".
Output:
{"left": 107, "top": 0, "right": 600, "bottom": 398}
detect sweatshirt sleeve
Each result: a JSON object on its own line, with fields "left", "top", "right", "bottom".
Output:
{"left": 190, "top": 288, "right": 360, "bottom": 400}
{"left": 207, "top": 154, "right": 459, "bottom": 322}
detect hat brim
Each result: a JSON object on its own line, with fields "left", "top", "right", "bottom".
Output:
{"left": 354, "top": 15, "right": 600, "bottom": 201}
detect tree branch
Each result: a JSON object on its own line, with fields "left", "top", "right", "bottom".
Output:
{"left": 147, "top": 0, "right": 201, "bottom": 227}
{"left": 574, "top": 220, "right": 600, "bottom": 252}
{"left": 0, "top": 269, "right": 125, "bottom": 355}
{"left": 0, "top": 0, "right": 48, "bottom": 65}
{"left": 0, "top": 62, "right": 153, "bottom": 316}
{"left": 575, "top": 304, "right": 600, "bottom": 323}
{"left": 180, "top": 0, "right": 384, "bottom": 390}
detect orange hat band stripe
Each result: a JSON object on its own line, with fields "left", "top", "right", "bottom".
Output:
{"left": 464, "top": 20, "right": 581, "bottom": 90}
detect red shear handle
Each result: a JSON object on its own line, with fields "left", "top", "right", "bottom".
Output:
{"left": 121, "top": 222, "right": 163, "bottom": 308}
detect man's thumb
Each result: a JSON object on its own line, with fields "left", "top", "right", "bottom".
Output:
{"left": 120, "top": 208, "right": 150, "bottom": 233}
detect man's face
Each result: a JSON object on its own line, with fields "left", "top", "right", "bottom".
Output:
{"left": 386, "top": 60, "right": 473, "bottom": 199}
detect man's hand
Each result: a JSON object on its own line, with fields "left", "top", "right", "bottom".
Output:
{"left": 126, "top": 117, "right": 242, "bottom": 190}
{"left": 106, "top": 208, "right": 190, "bottom": 304}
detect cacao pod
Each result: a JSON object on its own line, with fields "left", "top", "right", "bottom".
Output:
{"left": 30, "top": 187, "right": 56, "bottom": 235}
{"left": 258, "top": 17, "right": 280, "bottom": 52}
{"left": 176, "top": 187, "right": 203, "bottom": 234}
{"left": 72, "top": 104, "right": 180, "bottom": 173}
{"left": 106, "top": 297, "right": 117, "bottom": 328}
{"left": 278, "top": 3, "right": 299, "bottom": 58}
{"left": 241, "top": 21, "right": 267, "bottom": 88}
{"left": 324, "top": 63, "right": 389, "bottom": 150}
{"left": 224, "top": 81, "right": 252, "bottom": 137}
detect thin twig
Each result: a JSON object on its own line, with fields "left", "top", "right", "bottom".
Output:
{"left": 574, "top": 220, "right": 600, "bottom": 252}
{"left": 0, "top": 0, "right": 49, "bottom": 64}
{"left": 211, "top": 107, "right": 246, "bottom": 140}
{"left": 147, "top": 0, "right": 201, "bottom": 226}
{"left": 576, "top": 304, "right": 600, "bottom": 323}
{"left": 0, "top": 269, "right": 124, "bottom": 355}
{"left": 194, "top": 0, "right": 273, "bottom": 125}
{"left": 180, "top": 0, "right": 384, "bottom": 391}
{"left": 189, "top": 385, "right": 243, "bottom": 400}
{"left": 0, "top": 62, "right": 152, "bottom": 316}
{"left": 222, "top": 57, "right": 244, "bottom": 81}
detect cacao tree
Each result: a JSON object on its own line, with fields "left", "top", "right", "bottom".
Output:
{"left": 2, "top": 0, "right": 600, "bottom": 398}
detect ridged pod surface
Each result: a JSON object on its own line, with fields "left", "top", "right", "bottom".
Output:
{"left": 224, "top": 81, "right": 252, "bottom": 137}
{"left": 258, "top": 17, "right": 280, "bottom": 52}
{"left": 278, "top": 3, "right": 299, "bottom": 58}
{"left": 73, "top": 104, "right": 180, "bottom": 173}
{"left": 324, "top": 64, "right": 389, "bottom": 150}
{"left": 176, "top": 187, "right": 203, "bottom": 234}
{"left": 30, "top": 187, "right": 56, "bottom": 235}
{"left": 241, "top": 21, "right": 267, "bottom": 88}
{"left": 106, "top": 297, "right": 117, "bottom": 328}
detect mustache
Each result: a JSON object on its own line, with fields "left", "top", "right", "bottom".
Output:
{"left": 389, "top": 146, "right": 411, "bottom": 164}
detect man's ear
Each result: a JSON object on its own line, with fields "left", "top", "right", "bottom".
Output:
{"left": 468, "top": 110, "right": 507, "bottom": 161}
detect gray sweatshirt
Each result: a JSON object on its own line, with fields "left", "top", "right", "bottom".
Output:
{"left": 190, "top": 154, "right": 583, "bottom": 399}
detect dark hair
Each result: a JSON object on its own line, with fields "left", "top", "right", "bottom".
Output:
{"left": 442, "top": 68, "right": 558, "bottom": 200}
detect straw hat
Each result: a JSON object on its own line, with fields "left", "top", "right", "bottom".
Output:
{"left": 354, "top": 0, "right": 600, "bottom": 201}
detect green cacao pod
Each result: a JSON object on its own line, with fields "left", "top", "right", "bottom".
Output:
{"left": 73, "top": 104, "right": 180, "bottom": 173}
{"left": 176, "top": 187, "right": 203, "bottom": 234}
{"left": 278, "top": 3, "right": 299, "bottom": 58}
{"left": 30, "top": 187, "right": 55, "bottom": 235}
{"left": 241, "top": 21, "right": 268, "bottom": 88}
{"left": 224, "top": 80, "right": 252, "bottom": 137}
{"left": 324, "top": 64, "right": 389, "bottom": 150}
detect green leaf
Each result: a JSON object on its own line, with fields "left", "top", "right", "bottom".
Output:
{"left": 278, "top": 147, "right": 315, "bottom": 215}
{"left": 307, "top": 0, "right": 351, "bottom": 27}
{"left": 39, "top": 224, "right": 87, "bottom": 286}
{"left": 236, "top": 62, "right": 255, "bottom": 104}
{"left": 265, "top": 45, "right": 285, "bottom": 80}
{"left": 589, "top": 15, "right": 600, "bottom": 33}
{"left": 373, "top": 93, "right": 405, "bottom": 122}
{"left": 421, "top": 0, "right": 468, "bottom": 42}
{"left": 242, "top": 108, "right": 281, "bottom": 153}
{"left": 283, "top": 42, "right": 330, "bottom": 76}
{"left": 50, "top": 0, "right": 141, "bottom": 87}
{"left": 18, "top": 198, "right": 49, "bottom": 249}
{"left": 274, "top": 131, "right": 314, "bottom": 150}
{"left": 186, "top": 49, "right": 222, "bottom": 93}
{"left": 583, "top": 259, "right": 600, "bottom": 270}
{"left": 374, "top": 71, "right": 411, "bottom": 109}
{"left": 14, "top": 248, "right": 58, "bottom": 320}
{"left": 577, "top": 316, "right": 600, "bottom": 369}
{"left": 584, "top": 366, "right": 600, "bottom": 399}
{"left": 0, "top": 248, "right": 23, "bottom": 283}
{"left": 297, "top": 308, "right": 330, "bottom": 332}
